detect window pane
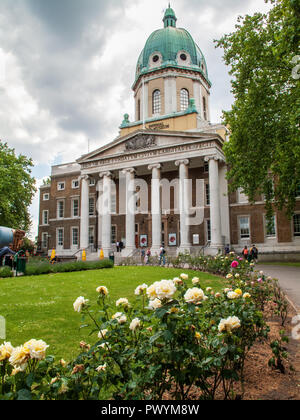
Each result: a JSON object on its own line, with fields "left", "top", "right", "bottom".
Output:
{"left": 89, "top": 198, "right": 95, "bottom": 216}
{"left": 58, "top": 201, "right": 64, "bottom": 218}
{"left": 72, "top": 228, "right": 79, "bottom": 246}
{"left": 206, "top": 184, "right": 210, "bottom": 205}
{"left": 73, "top": 199, "right": 79, "bottom": 217}
{"left": 57, "top": 229, "right": 63, "bottom": 246}
{"left": 206, "top": 220, "right": 211, "bottom": 242}
{"left": 239, "top": 217, "right": 250, "bottom": 238}
{"left": 152, "top": 90, "right": 161, "bottom": 114}
{"left": 294, "top": 214, "right": 300, "bottom": 236}
{"left": 266, "top": 215, "right": 276, "bottom": 237}
{"left": 88, "top": 227, "right": 94, "bottom": 245}
{"left": 111, "top": 226, "right": 116, "bottom": 243}
{"left": 180, "top": 89, "right": 189, "bottom": 111}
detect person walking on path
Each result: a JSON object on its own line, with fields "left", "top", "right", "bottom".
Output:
{"left": 242, "top": 246, "right": 249, "bottom": 261}
{"left": 250, "top": 244, "right": 259, "bottom": 263}
{"left": 159, "top": 245, "right": 166, "bottom": 266}
{"left": 145, "top": 248, "right": 151, "bottom": 265}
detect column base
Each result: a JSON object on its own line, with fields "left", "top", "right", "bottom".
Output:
{"left": 102, "top": 247, "right": 113, "bottom": 258}
{"left": 121, "top": 247, "right": 136, "bottom": 257}
{"left": 206, "top": 244, "right": 224, "bottom": 256}
{"left": 177, "top": 245, "right": 192, "bottom": 255}
{"left": 150, "top": 246, "right": 161, "bottom": 257}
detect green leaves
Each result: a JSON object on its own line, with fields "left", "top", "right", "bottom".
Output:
{"left": 0, "top": 141, "right": 36, "bottom": 231}
{"left": 216, "top": 0, "right": 300, "bottom": 217}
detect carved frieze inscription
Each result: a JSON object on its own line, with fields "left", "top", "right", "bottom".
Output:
{"left": 81, "top": 141, "right": 221, "bottom": 169}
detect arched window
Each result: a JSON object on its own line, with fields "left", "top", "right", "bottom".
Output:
{"left": 152, "top": 90, "right": 161, "bottom": 114}
{"left": 203, "top": 97, "right": 207, "bottom": 120}
{"left": 137, "top": 99, "right": 141, "bottom": 121}
{"left": 180, "top": 89, "right": 189, "bottom": 111}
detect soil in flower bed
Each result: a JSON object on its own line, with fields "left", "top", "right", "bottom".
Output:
{"left": 165, "top": 303, "right": 300, "bottom": 400}
{"left": 237, "top": 305, "right": 300, "bottom": 400}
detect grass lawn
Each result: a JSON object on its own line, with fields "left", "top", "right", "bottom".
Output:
{"left": 0, "top": 266, "right": 225, "bottom": 362}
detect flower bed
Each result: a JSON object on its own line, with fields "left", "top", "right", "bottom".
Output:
{"left": 0, "top": 258, "right": 292, "bottom": 400}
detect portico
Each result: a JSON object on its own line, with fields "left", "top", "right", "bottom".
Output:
{"left": 78, "top": 130, "right": 230, "bottom": 257}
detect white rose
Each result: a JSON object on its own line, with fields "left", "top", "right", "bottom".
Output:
{"left": 184, "top": 288, "right": 205, "bottom": 304}
{"left": 0, "top": 342, "right": 14, "bottom": 361}
{"left": 96, "top": 364, "right": 107, "bottom": 372}
{"left": 173, "top": 277, "right": 183, "bottom": 285}
{"left": 218, "top": 316, "right": 241, "bottom": 333}
{"left": 135, "top": 284, "right": 148, "bottom": 295}
{"left": 180, "top": 273, "right": 189, "bottom": 281}
{"left": 227, "top": 291, "right": 239, "bottom": 300}
{"left": 147, "top": 282, "right": 161, "bottom": 300}
{"left": 155, "top": 280, "right": 177, "bottom": 300}
{"left": 98, "top": 329, "right": 108, "bottom": 339}
{"left": 116, "top": 298, "right": 130, "bottom": 307}
{"left": 73, "top": 296, "right": 88, "bottom": 313}
{"left": 24, "top": 339, "right": 49, "bottom": 360}
{"left": 112, "top": 312, "right": 127, "bottom": 324}
{"left": 192, "top": 277, "right": 200, "bottom": 285}
{"left": 148, "top": 298, "right": 162, "bottom": 310}
{"left": 129, "top": 318, "right": 141, "bottom": 331}
{"left": 96, "top": 286, "right": 108, "bottom": 296}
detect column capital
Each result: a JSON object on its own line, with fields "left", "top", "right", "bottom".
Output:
{"left": 99, "top": 171, "right": 113, "bottom": 179}
{"left": 79, "top": 174, "right": 89, "bottom": 181}
{"left": 148, "top": 163, "right": 161, "bottom": 171}
{"left": 204, "top": 155, "right": 225, "bottom": 163}
{"left": 175, "top": 159, "right": 189, "bottom": 167}
{"left": 122, "top": 167, "right": 135, "bottom": 175}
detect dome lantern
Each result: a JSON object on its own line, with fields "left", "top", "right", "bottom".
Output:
{"left": 163, "top": 4, "right": 177, "bottom": 28}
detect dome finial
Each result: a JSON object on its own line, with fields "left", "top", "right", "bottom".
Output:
{"left": 163, "top": 4, "right": 177, "bottom": 28}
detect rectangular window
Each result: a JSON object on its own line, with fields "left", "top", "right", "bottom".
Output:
{"left": 111, "top": 225, "right": 117, "bottom": 244}
{"left": 88, "top": 226, "right": 95, "bottom": 246}
{"left": 239, "top": 216, "right": 250, "bottom": 239}
{"left": 296, "top": 185, "right": 300, "bottom": 198}
{"left": 293, "top": 214, "right": 300, "bottom": 237}
{"left": 42, "top": 210, "right": 49, "bottom": 225}
{"left": 72, "top": 199, "right": 79, "bottom": 217}
{"left": 57, "top": 201, "right": 64, "bottom": 219}
{"left": 89, "top": 197, "right": 95, "bottom": 216}
{"left": 57, "top": 229, "right": 64, "bottom": 247}
{"left": 206, "top": 219, "right": 211, "bottom": 242}
{"left": 57, "top": 182, "right": 65, "bottom": 191}
{"left": 72, "top": 228, "right": 79, "bottom": 246}
{"left": 204, "top": 162, "right": 209, "bottom": 173}
{"left": 205, "top": 183, "right": 210, "bottom": 206}
{"left": 42, "top": 233, "right": 48, "bottom": 249}
{"left": 43, "top": 193, "right": 49, "bottom": 201}
{"left": 72, "top": 179, "right": 79, "bottom": 189}
{"left": 265, "top": 215, "right": 276, "bottom": 238}
{"left": 89, "top": 178, "right": 96, "bottom": 186}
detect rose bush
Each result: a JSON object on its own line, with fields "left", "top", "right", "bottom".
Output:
{"left": 1, "top": 264, "right": 283, "bottom": 400}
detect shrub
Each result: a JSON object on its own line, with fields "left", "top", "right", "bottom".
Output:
{"left": 0, "top": 266, "right": 13, "bottom": 278}
{"left": 1, "top": 270, "right": 277, "bottom": 400}
{"left": 24, "top": 259, "right": 113, "bottom": 277}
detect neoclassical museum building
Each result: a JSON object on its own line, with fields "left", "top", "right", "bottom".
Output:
{"left": 38, "top": 7, "right": 300, "bottom": 261}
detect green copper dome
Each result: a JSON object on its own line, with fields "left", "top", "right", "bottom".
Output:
{"left": 134, "top": 7, "right": 209, "bottom": 86}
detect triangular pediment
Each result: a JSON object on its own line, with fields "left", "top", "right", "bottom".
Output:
{"left": 77, "top": 129, "right": 222, "bottom": 165}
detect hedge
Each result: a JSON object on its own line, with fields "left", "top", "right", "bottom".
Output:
{"left": 23, "top": 259, "right": 114, "bottom": 277}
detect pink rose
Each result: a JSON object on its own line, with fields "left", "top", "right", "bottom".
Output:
{"left": 257, "top": 278, "right": 263, "bottom": 283}
{"left": 231, "top": 261, "right": 239, "bottom": 268}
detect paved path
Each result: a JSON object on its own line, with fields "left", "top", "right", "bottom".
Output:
{"left": 256, "top": 264, "right": 300, "bottom": 312}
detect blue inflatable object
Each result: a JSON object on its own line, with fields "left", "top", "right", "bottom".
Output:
{"left": 0, "top": 247, "right": 15, "bottom": 258}
{"left": 0, "top": 227, "right": 14, "bottom": 248}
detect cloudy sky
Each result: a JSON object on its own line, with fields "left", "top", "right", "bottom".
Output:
{"left": 0, "top": 0, "right": 272, "bottom": 239}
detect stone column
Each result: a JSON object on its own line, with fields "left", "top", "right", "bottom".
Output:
{"left": 122, "top": 168, "right": 136, "bottom": 255}
{"left": 99, "top": 171, "right": 113, "bottom": 257}
{"left": 175, "top": 159, "right": 191, "bottom": 253}
{"left": 148, "top": 164, "right": 162, "bottom": 254}
{"left": 80, "top": 175, "right": 89, "bottom": 250}
{"left": 205, "top": 156, "right": 223, "bottom": 253}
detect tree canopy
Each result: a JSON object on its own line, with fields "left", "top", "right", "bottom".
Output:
{"left": 216, "top": 0, "right": 300, "bottom": 217}
{"left": 0, "top": 140, "right": 36, "bottom": 231}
